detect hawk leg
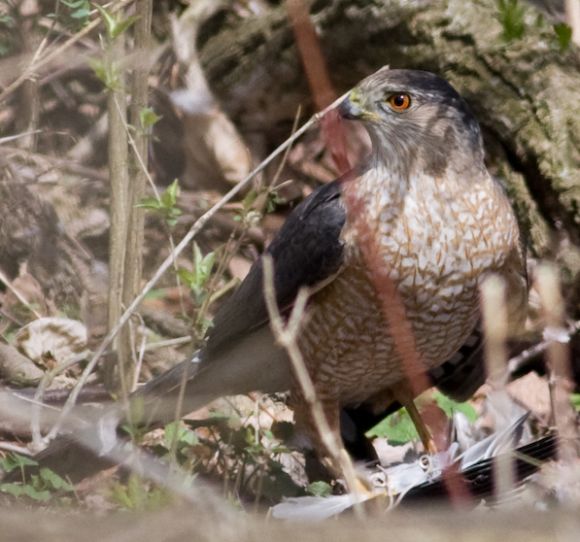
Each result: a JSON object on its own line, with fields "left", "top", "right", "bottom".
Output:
{"left": 293, "top": 395, "right": 376, "bottom": 495}
{"left": 292, "top": 395, "right": 342, "bottom": 465}
{"left": 392, "top": 385, "right": 438, "bottom": 454}
{"left": 368, "top": 383, "right": 437, "bottom": 453}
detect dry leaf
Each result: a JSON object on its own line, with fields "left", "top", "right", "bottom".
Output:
{"left": 15, "top": 317, "right": 88, "bottom": 367}
{"left": 170, "top": 3, "right": 251, "bottom": 191}
{"left": 0, "top": 343, "right": 44, "bottom": 386}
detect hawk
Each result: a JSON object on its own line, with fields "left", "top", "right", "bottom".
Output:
{"left": 137, "top": 68, "right": 527, "bottom": 466}
{"left": 25, "top": 68, "right": 527, "bottom": 481}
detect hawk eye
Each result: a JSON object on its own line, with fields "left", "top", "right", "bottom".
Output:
{"left": 387, "top": 93, "right": 411, "bottom": 111}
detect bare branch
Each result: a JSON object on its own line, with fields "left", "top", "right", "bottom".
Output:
{"left": 480, "top": 275, "right": 514, "bottom": 499}
{"left": 0, "top": 0, "right": 135, "bottom": 104}
{"left": 536, "top": 264, "right": 579, "bottom": 462}
{"left": 262, "top": 256, "right": 364, "bottom": 507}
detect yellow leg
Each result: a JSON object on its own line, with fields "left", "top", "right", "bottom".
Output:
{"left": 393, "top": 388, "right": 438, "bottom": 454}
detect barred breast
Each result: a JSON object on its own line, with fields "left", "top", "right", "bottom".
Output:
{"left": 297, "top": 169, "right": 523, "bottom": 406}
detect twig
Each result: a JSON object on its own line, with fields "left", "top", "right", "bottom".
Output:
{"left": 113, "top": 87, "right": 187, "bottom": 321}
{"left": 0, "top": 0, "right": 135, "bottom": 104}
{"left": 0, "top": 268, "right": 42, "bottom": 319}
{"left": 287, "top": 0, "right": 350, "bottom": 172}
{"left": 268, "top": 105, "right": 303, "bottom": 189}
{"left": 508, "top": 319, "right": 580, "bottom": 375}
{"left": 0, "top": 145, "right": 108, "bottom": 182}
{"left": 480, "top": 275, "right": 514, "bottom": 499}
{"left": 131, "top": 313, "right": 149, "bottom": 393}
{"left": 30, "top": 353, "right": 87, "bottom": 451}
{"left": 566, "top": 0, "right": 580, "bottom": 46}
{"left": 196, "top": 104, "right": 304, "bottom": 335}
{"left": 0, "top": 131, "right": 42, "bottom": 145}
{"left": 123, "top": 0, "right": 154, "bottom": 395}
{"left": 143, "top": 336, "right": 191, "bottom": 351}
{"left": 262, "top": 256, "right": 365, "bottom": 513}
{"left": 44, "top": 91, "right": 348, "bottom": 442}
{"left": 105, "top": 70, "right": 131, "bottom": 393}
{"left": 0, "top": 442, "right": 32, "bottom": 456}
{"left": 535, "top": 264, "right": 578, "bottom": 462}
{"left": 0, "top": 392, "right": 227, "bottom": 509}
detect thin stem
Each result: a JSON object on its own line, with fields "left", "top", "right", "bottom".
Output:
{"left": 480, "top": 275, "right": 514, "bottom": 499}
{"left": 262, "top": 256, "right": 364, "bottom": 513}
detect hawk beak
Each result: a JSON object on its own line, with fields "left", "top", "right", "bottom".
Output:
{"left": 338, "top": 90, "right": 365, "bottom": 119}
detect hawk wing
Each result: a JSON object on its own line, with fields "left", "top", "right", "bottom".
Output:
{"left": 136, "top": 178, "right": 347, "bottom": 421}
{"left": 205, "top": 178, "right": 346, "bottom": 357}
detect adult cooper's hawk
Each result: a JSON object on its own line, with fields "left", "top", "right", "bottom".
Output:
{"left": 136, "top": 68, "right": 527, "bottom": 458}
{"left": 25, "top": 68, "right": 527, "bottom": 481}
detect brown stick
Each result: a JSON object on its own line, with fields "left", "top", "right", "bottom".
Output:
{"left": 481, "top": 275, "right": 514, "bottom": 499}
{"left": 536, "top": 264, "right": 578, "bottom": 462}
{"left": 104, "top": 22, "right": 131, "bottom": 393}
{"left": 262, "top": 256, "right": 367, "bottom": 512}
{"left": 121, "top": 0, "right": 153, "bottom": 393}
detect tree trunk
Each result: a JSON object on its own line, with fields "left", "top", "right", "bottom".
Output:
{"left": 198, "top": 0, "right": 580, "bottom": 308}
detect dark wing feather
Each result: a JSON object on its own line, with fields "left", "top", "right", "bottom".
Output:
{"left": 402, "top": 433, "right": 558, "bottom": 504}
{"left": 205, "top": 179, "right": 346, "bottom": 357}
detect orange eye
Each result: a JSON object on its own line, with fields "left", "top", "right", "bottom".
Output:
{"left": 387, "top": 93, "right": 411, "bottom": 111}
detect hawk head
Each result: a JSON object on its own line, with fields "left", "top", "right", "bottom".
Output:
{"left": 339, "top": 68, "right": 485, "bottom": 177}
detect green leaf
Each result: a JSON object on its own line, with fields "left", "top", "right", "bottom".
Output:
{"left": 366, "top": 392, "right": 477, "bottom": 444}
{"left": 137, "top": 181, "right": 182, "bottom": 227}
{"left": 177, "top": 268, "right": 196, "bottom": 285}
{"left": 163, "top": 421, "right": 199, "bottom": 450}
{"left": 71, "top": 8, "right": 91, "bottom": 19}
{"left": 166, "top": 214, "right": 181, "bottom": 228}
{"left": 0, "top": 453, "right": 38, "bottom": 474}
{"left": 110, "top": 15, "right": 138, "bottom": 40}
{"left": 136, "top": 196, "right": 163, "bottom": 210}
{"left": 307, "top": 481, "right": 332, "bottom": 497}
{"left": 0, "top": 482, "right": 51, "bottom": 502}
{"left": 144, "top": 289, "right": 165, "bottom": 300}
{"left": 162, "top": 179, "right": 180, "bottom": 208}
{"left": 109, "top": 475, "right": 170, "bottom": 511}
{"left": 93, "top": 4, "right": 137, "bottom": 40}
{"left": 241, "top": 189, "right": 258, "bottom": 211}
{"left": 88, "top": 58, "right": 107, "bottom": 85}
{"left": 88, "top": 57, "right": 118, "bottom": 89}
{"left": 93, "top": 4, "right": 117, "bottom": 39}
{"left": 178, "top": 243, "right": 216, "bottom": 303}
{"left": 433, "top": 390, "right": 477, "bottom": 422}
{"left": 140, "top": 107, "right": 162, "bottom": 130}
{"left": 0, "top": 14, "right": 15, "bottom": 27}
{"left": 571, "top": 394, "right": 580, "bottom": 411}
{"left": 265, "top": 191, "right": 283, "bottom": 214}
{"left": 554, "top": 23, "right": 572, "bottom": 51}
{"left": 194, "top": 244, "right": 216, "bottom": 281}
{"left": 496, "top": 0, "right": 526, "bottom": 41}
{"left": 61, "top": 0, "right": 87, "bottom": 7}
{"left": 39, "top": 468, "right": 74, "bottom": 492}
{"left": 366, "top": 409, "right": 419, "bottom": 444}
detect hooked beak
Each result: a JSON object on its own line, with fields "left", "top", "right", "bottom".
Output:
{"left": 338, "top": 90, "right": 365, "bottom": 120}
{"left": 338, "top": 89, "right": 378, "bottom": 121}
